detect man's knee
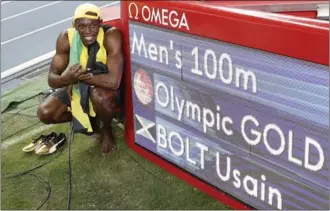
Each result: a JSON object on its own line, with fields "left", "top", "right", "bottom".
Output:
{"left": 37, "top": 103, "right": 55, "bottom": 124}
{"left": 90, "top": 88, "right": 118, "bottom": 114}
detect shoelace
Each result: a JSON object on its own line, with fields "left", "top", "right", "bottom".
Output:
{"left": 42, "top": 136, "right": 58, "bottom": 147}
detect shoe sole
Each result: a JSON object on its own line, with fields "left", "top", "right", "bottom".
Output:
{"left": 22, "top": 141, "right": 43, "bottom": 152}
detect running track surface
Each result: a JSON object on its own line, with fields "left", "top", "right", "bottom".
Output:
{"left": 1, "top": 1, "right": 120, "bottom": 72}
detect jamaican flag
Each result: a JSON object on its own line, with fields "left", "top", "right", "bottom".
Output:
{"left": 67, "top": 26, "right": 109, "bottom": 135}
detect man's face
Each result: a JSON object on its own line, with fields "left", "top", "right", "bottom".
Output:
{"left": 75, "top": 18, "right": 101, "bottom": 46}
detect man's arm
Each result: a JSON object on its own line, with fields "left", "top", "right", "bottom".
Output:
{"left": 82, "top": 27, "right": 124, "bottom": 90}
{"left": 48, "top": 31, "right": 71, "bottom": 88}
{"left": 48, "top": 31, "right": 92, "bottom": 88}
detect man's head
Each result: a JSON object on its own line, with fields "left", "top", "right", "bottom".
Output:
{"left": 73, "top": 3, "right": 102, "bottom": 46}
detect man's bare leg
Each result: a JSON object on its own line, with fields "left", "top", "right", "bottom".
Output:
{"left": 95, "top": 115, "right": 115, "bottom": 154}
{"left": 38, "top": 87, "right": 118, "bottom": 154}
{"left": 37, "top": 96, "right": 72, "bottom": 124}
{"left": 90, "top": 87, "right": 118, "bottom": 154}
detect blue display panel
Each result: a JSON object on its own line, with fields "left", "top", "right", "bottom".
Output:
{"left": 129, "top": 21, "right": 329, "bottom": 210}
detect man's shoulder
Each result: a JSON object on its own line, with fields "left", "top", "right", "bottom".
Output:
{"left": 58, "top": 29, "right": 70, "bottom": 42}
{"left": 56, "top": 29, "right": 70, "bottom": 52}
{"left": 103, "top": 27, "right": 122, "bottom": 51}
{"left": 104, "top": 27, "right": 122, "bottom": 40}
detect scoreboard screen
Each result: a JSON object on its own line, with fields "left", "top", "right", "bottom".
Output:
{"left": 128, "top": 21, "right": 329, "bottom": 210}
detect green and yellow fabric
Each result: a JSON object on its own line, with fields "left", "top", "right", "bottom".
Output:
{"left": 67, "top": 26, "right": 108, "bottom": 134}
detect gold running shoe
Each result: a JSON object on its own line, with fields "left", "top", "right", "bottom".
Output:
{"left": 35, "top": 133, "right": 66, "bottom": 155}
{"left": 22, "top": 132, "right": 56, "bottom": 152}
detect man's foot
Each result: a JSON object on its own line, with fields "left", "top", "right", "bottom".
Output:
{"left": 100, "top": 134, "right": 116, "bottom": 155}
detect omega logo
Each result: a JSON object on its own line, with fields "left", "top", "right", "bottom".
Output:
{"left": 128, "top": 2, "right": 190, "bottom": 30}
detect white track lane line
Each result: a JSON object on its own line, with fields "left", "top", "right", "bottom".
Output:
{"left": 1, "top": 124, "right": 54, "bottom": 150}
{"left": 1, "top": 1, "right": 119, "bottom": 45}
{"left": 1, "top": 1, "right": 12, "bottom": 5}
{"left": 1, "top": 1, "right": 120, "bottom": 78}
{"left": 1, "top": 1, "right": 63, "bottom": 22}
{"left": 1, "top": 50, "right": 55, "bottom": 79}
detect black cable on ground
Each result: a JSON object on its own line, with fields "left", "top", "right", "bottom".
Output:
{"left": 3, "top": 148, "right": 65, "bottom": 210}
{"left": 3, "top": 173, "right": 51, "bottom": 210}
{"left": 3, "top": 150, "right": 62, "bottom": 210}
{"left": 66, "top": 121, "right": 74, "bottom": 210}
{"left": 4, "top": 148, "right": 64, "bottom": 179}
{"left": 2, "top": 122, "right": 74, "bottom": 210}
{"left": 3, "top": 120, "right": 71, "bottom": 210}
{"left": 1, "top": 100, "right": 43, "bottom": 141}
{"left": 2, "top": 88, "right": 73, "bottom": 210}
{"left": 27, "top": 173, "right": 52, "bottom": 210}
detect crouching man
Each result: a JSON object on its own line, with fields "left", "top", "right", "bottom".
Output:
{"left": 37, "top": 3, "right": 123, "bottom": 154}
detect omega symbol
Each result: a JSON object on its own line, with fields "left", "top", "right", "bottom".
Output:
{"left": 128, "top": 2, "right": 139, "bottom": 20}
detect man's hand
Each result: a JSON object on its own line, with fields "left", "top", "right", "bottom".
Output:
{"left": 61, "top": 64, "right": 93, "bottom": 84}
{"left": 79, "top": 28, "right": 123, "bottom": 90}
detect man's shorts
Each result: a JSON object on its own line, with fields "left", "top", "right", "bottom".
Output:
{"left": 50, "top": 86, "right": 122, "bottom": 110}
{"left": 51, "top": 87, "right": 71, "bottom": 106}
